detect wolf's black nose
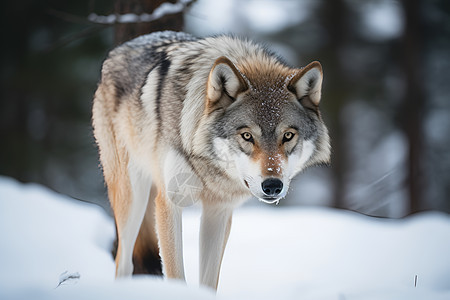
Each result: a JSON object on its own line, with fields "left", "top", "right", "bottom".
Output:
{"left": 261, "top": 178, "right": 283, "bottom": 196}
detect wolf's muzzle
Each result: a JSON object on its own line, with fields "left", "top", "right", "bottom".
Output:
{"left": 261, "top": 178, "right": 283, "bottom": 197}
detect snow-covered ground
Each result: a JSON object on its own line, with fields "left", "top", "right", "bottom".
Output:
{"left": 1, "top": 176, "right": 449, "bottom": 300}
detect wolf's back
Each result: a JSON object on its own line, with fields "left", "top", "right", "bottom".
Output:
{"left": 99, "top": 31, "right": 197, "bottom": 109}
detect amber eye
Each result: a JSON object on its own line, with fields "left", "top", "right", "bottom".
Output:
{"left": 241, "top": 132, "right": 254, "bottom": 143}
{"left": 283, "top": 132, "right": 295, "bottom": 143}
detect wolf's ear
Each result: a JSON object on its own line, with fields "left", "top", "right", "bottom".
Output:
{"left": 206, "top": 56, "right": 248, "bottom": 110}
{"left": 288, "top": 61, "right": 323, "bottom": 107}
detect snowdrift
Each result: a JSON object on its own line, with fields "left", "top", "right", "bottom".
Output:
{"left": 1, "top": 176, "right": 449, "bottom": 300}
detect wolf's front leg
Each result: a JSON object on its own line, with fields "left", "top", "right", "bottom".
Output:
{"left": 155, "top": 191, "right": 185, "bottom": 280}
{"left": 200, "top": 204, "right": 233, "bottom": 289}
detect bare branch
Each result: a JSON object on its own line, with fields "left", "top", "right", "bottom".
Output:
{"left": 43, "top": 26, "right": 106, "bottom": 53}
{"left": 88, "top": 0, "right": 194, "bottom": 25}
{"left": 47, "top": 9, "right": 95, "bottom": 26}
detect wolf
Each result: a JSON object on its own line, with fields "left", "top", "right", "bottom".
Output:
{"left": 92, "top": 31, "right": 330, "bottom": 290}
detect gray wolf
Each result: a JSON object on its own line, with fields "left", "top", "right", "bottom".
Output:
{"left": 92, "top": 31, "right": 330, "bottom": 290}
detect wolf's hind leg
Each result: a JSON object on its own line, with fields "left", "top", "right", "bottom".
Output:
{"left": 113, "top": 158, "right": 151, "bottom": 277}
{"left": 155, "top": 191, "right": 185, "bottom": 280}
{"left": 199, "top": 204, "right": 233, "bottom": 289}
{"left": 132, "top": 183, "right": 162, "bottom": 275}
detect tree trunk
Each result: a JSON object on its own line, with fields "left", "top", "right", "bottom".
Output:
{"left": 320, "top": 0, "right": 350, "bottom": 209}
{"left": 399, "top": 0, "right": 425, "bottom": 214}
{"left": 114, "top": 0, "right": 184, "bottom": 45}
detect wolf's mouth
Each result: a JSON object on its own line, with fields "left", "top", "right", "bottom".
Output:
{"left": 258, "top": 196, "right": 282, "bottom": 205}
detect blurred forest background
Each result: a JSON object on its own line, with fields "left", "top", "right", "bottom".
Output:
{"left": 1, "top": 0, "right": 449, "bottom": 218}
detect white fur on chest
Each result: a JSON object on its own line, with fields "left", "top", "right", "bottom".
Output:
{"left": 163, "top": 149, "right": 203, "bottom": 207}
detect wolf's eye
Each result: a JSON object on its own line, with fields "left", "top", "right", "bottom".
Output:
{"left": 241, "top": 132, "right": 254, "bottom": 143}
{"left": 282, "top": 132, "right": 295, "bottom": 143}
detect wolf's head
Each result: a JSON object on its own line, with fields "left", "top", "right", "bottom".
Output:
{"left": 203, "top": 56, "right": 330, "bottom": 204}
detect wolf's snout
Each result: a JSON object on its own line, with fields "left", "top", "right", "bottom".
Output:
{"left": 261, "top": 178, "right": 283, "bottom": 196}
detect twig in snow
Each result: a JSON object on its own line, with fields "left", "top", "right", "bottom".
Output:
{"left": 414, "top": 274, "right": 418, "bottom": 287}
{"left": 55, "top": 271, "right": 81, "bottom": 288}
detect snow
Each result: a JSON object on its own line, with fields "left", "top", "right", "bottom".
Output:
{"left": 240, "top": 0, "right": 311, "bottom": 34}
{"left": 88, "top": 0, "right": 194, "bottom": 24}
{"left": 357, "top": 0, "right": 405, "bottom": 41}
{"left": 185, "top": 0, "right": 313, "bottom": 36}
{"left": 1, "top": 176, "right": 450, "bottom": 299}
{"left": 0, "top": 176, "right": 214, "bottom": 300}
